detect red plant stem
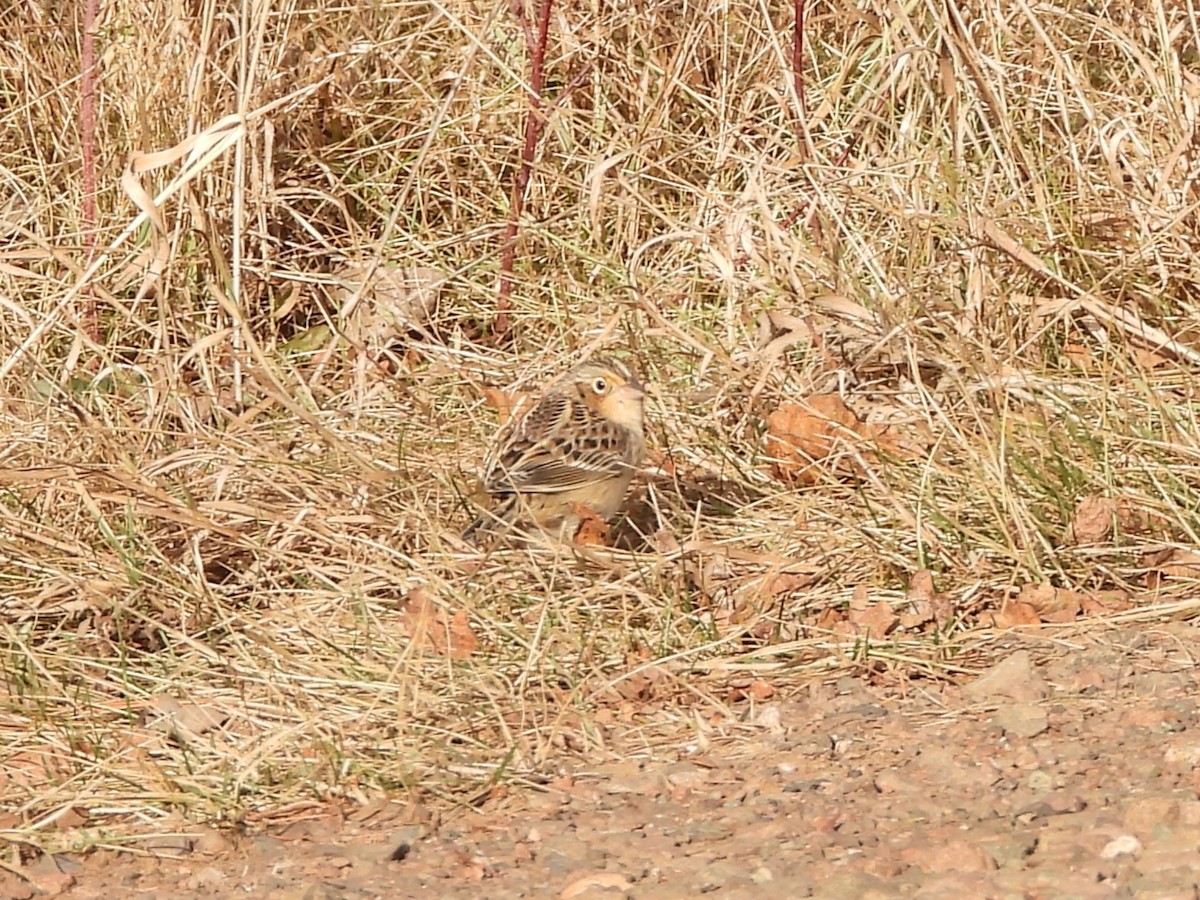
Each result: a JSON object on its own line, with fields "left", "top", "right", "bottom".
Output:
{"left": 496, "top": 0, "right": 554, "bottom": 338}
{"left": 793, "top": 0, "right": 807, "bottom": 125}
{"left": 80, "top": 0, "right": 99, "bottom": 346}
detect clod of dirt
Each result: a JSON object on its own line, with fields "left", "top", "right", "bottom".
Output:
{"left": 992, "top": 704, "right": 1050, "bottom": 739}
{"left": 962, "top": 651, "right": 1050, "bottom": 703}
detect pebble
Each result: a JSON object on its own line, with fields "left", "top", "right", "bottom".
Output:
{"left": 811, "top": 872, "right": 887, "bottom": 899}
{"left": 1163, "top": 737, "right": 1200, "bottom": 768}
{"left": 182, "top": 866, "right": 226, "bottom": 891}
{"left": 963, "top": 651, "right": 1050, "bottom": 703}
{"left": 1123, "top": 797, "right": 1180, "bottom": 838}
{"left": 750, "top": 865, "right": 774, "bottom": 884}
{"left": 992, "top": 704, "right": 1049, "bottom": 738}
{"left": 874, "top": 768, "right": 918, "bottom": 794}
{"left": 682, "top": 820, "right": 733, "bottom": 844}
{"left": 1099, "top": 834, "right": 1143, "bottom": 859}
{"left": 901, "top": 839, "right": 997, "bottom": 873}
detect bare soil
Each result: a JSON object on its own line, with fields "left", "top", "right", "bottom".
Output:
{"left": 7, "top": 624, "right": 1200, "bottom": 900}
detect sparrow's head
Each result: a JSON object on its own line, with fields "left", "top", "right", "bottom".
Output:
{"left": 568, "top": 357, "right": 645, "bottom": 432}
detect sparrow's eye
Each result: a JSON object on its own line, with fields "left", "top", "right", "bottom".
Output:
{"left": 591, "top": 376, "right": 609, "bottom": 395}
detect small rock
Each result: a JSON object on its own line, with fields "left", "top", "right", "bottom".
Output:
{"left": 751, "top": 866, "right": 774, "bottom": 884}
{"left": 835, "top": 676, "right": 865, "bottom": 695}
{"left": 142, "top": 833, "right": 196, "bottom": 854}
{"left": 783, "top": 779, "right": 829, "bottom": 793}
{"left": 980, "top": 835, "right": 1038, "bottom": 869}
{"left": 811, "top": 872, "right": 887, "bottom": 898}
{"left": 1123, "top": 871, "right": 1200, "bottom": 898}
{"left": 873, "top": 769, "right": 917, "bottom": 794}
{"left": 810, "top": 814, "right": 839, "bottom": 833}
{"left": 694, "top": 861, "right": 742, "bottom": 893}
{"left": 183, "top": 866, "right": 226, "bottom": 891}
{"left": 542, "top": 834, "right": 608, "bottom": 876}
{"left": 963, "top": 651, "right": 1049, "bottom": 703}
{"left": 30, "top": 873, "right": 75, "bottom": 897}
{"left": 559, "top": 872, "right": 631, "bottom": 898}
{"left": 1123, "top": 798, "right": 1181, "bottom": 838}
{"left": 27, "top": 854, "right": 81, "bottom": 878}
{"left": 755, "top": 705, "right": 783, "bottom": 731}
{"left": 992, "top": 704, "right": 1049, "bottom": 738}
{"left": 1163, "top": 737, "right": 1200, "bottom": 768}
{"left": 1179, "top": 801, "right": 1200, "bottom": 826}
{"left": 193, "top": 827, "right": 234, "bottom": 856}
{"left": 1025, "top": 769, "right": 1054, "bottom": 792}
{"left": 683, "top": 820, "right": 733, "bottom": 843}
{"left": 663, "top": 763, "right": 708, "bottom": 788}
{"left": 786, "top": 734, "right": 834, "bottom": 757}
{"left": 862, "top": 852, "right": 905, "bottom": 879}
{"left": 901, "top": 840, "right": 997, "bottom": 873}
{"left": 0, "top": 875, "right": 33, "bottom": 900}
{"left": 1100, "top": 834, "right": 1142, "bottom": 859}
{"left": 847, "top": 703, "right": 888, "bottom": 719}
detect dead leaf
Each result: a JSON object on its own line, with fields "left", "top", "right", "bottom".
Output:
{"left": 1143, "top": 548, "right": 1200, "bottom": 589}
{"left": 333, "top": 263, "right": 445, "bottom": 350}
{"left": 1067, "top": 496, "right": 1116, "bottom": 545}
{"left": 759, "top": 571, "right": 817, "bottom": 597}
{"left": 0, "top": 750, "right": 66, "bottom": 793}
{"left": 482, "top": 387, "right": 530, "bottom": 427}
{"left": 747, "top": 680, "right": 776, "bottom": 701}
{"left": 991, "top": 601, "right": 1040, "bottom": 628}
{"left": 847, "top": 585, "right": 898, "bottom": 639}
{"left": 688, "top": 552, "right": 733, "bottom": 605}
{"left": 572, "top": 503, "right": 612, "bottom": 546}
{"left": 732, "top": 570, "right": 817, "bottom": 608}
{"left": 612, "top": 666, "right": 668, "bottom": 703}
{"left": 651, "top": 528, "right": 681, "bottom": 554}
{"left": 1015, "top": 583, "right": 1082, "bottom": 623}
{"left": 53, "top": 807, "right": 89, "bottom": 831}
{"left": 396, "top": 589, "right": 479, "bottom": 659}
{"left": 849, "top": 583, "right": 871, "bottom": 614}
{"left": 1131, "top": 346, "right": 1172, "bottom": 369}
{"left": 901, "top": 569, "right": 955, "bottom": 628}
{"left": 1063, "top": 342, "right": 1094, "bottom": 372}
{"left": 813, "top": 606, "right": 846, "bottom": 630}
{"left": 645, "top": 447, "right": 677, "bottom": 477}
{"left": 765, "top": 394, "right": 862, "bottom": 485}
{"left": 1116, "top": 498, "right": 1160, "bottom": 536}
{"left": 861, "top": 421, "right": 927, "bottom": 461}
{"left": 1080, "top": 591, "right": 1134, "bottom": 616}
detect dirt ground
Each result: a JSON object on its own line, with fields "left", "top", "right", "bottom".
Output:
{"left": 6, "top": 623, "right": 1200, "bottom": 900}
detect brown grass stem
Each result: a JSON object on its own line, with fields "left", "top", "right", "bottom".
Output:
{"left": 496, "top": 0, "right": 555, "bottom": 339}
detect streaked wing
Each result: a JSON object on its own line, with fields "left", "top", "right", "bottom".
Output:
{"left": 484, "top": 395, "right": 632, "bottom": 494}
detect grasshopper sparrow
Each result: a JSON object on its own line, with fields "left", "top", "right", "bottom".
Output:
{"left": 464, "top": 356, "right": 646, "bottom": 542}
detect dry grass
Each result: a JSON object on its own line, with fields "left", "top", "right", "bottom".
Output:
{"left": 3, "top": 0, "right": 1200, "bottom": 845}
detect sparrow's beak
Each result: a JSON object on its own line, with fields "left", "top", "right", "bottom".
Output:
{"left": 620, "top": 379, "right": 645, "bottom": 402}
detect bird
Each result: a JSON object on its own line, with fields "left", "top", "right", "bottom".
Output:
{"left": 464, "top": 356, "right": 647, "bottom": 544}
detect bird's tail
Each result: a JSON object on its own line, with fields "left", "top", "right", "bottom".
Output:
{"left": 462, "top": 495, "right": 517, "bottom": 545}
